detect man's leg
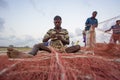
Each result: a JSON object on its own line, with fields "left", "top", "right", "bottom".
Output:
{"left": 7, "top": 48, "right": 33, "bottom": 58}
{"left": 28, "top": 43, "right": 51, "bottom": 56}
{"left": 65, "top": 45, "right": 80, "bottom": 53}
{"left": 113, "top": 34, "right": 119, "bottom": 44}
{"left": 7, "top": 43, "right": 51, "bottom": 58}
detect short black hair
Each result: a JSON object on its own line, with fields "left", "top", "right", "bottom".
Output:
{"left": 92, "top": 11, "right": 97, "bottom": 14}
{"left": 54, "top": 15, "right": 62, "bottom": 20}
{"left": 116, "top": 20, "right": 120, "bottom": 22}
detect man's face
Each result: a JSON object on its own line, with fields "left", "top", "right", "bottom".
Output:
{"left": 92, "top": 12, "right": 97, "bottom": 18}
{"left": 54, "top": 19, "right": 61, "bottom": 28}
{"left": 116, "top": 21, "right": 119, "bottom": 25}
{"left": 119, "top": 20, "right": 120, "bottom": 25}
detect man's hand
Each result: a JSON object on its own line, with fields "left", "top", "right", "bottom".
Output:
{"left": 90, "top": 26, "right": 95, "bottom": 31}
{"left": 57, "top": 35, "right": 63, "bottom": 40}
{"left": 50, "top": 34, "right": 56, "bottom": 38}
{"left": 105, "top": 30, "right": 108, "bottom": 32}
{"left": 92, "top": 24, "right": 97, "bottom": 27}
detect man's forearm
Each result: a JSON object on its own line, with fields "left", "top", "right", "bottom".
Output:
{"left": 86, "top": 24, "right": 91, "bottom": 27}
{"left": 61, "top": 39, "right": 69, "bottom": 45}
{"left": 43, "top": 37, "right": 50, "bottom": 42}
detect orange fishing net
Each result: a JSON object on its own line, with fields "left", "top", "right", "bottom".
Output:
{"left": 0, "top": 43, "right": 120, "bottom": 80}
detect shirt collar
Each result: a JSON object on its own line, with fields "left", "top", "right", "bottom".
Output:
{"left": 54, "top": 27, "right": 62, "bottom": 29}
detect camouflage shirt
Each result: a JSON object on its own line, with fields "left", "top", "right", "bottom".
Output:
{"left": 43, "top": 28, "right": 69, "bottom": 52}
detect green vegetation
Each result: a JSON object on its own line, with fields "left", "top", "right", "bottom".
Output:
{"left": 14, "top": 47, "right": 32, "bottom": 52}
{"left": 0, "top": 47, "right": 7, "bottom": 52}
{"left": 0, "top": 47, "right": 32, "bottom": 53}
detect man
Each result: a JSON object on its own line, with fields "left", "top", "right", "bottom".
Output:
{"left": 85, "top": 11, "right": 98, "bottom": 51}
{"left": 7, "top": 15, "right": 80, "bottom": 58}
{"left": 105, "top": 20, "right": 120, "bottom": 44}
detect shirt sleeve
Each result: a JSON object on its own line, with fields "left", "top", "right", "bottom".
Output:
{"left": 96, "top": 19, "right": 98, "bottom": 25}
{"left": 85, "top": 18, "right": 89, "bottom": 25}
{"left": 43, "top": 29, "right": 51, "bottom": 40}
{"left": 63, "top": 29, "right": 69, "bottom": 40}
{"left": 111, "top": 26, "right": 114, "bottom": 29}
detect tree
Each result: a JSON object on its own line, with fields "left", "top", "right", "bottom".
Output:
{"left": 9, "top": 45, "right": 14, "bottom": 48}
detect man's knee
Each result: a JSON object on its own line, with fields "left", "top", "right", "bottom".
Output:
{"left": 75, "top": 45, "right": 81, "bottom": 49}
{"left": 33, "top": 43, "right": 44, "bottom": 48}
{"left": 65, "top": 45, "right": 80, "bottom": 53}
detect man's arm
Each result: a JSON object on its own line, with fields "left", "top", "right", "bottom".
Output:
{"left": 57, "top": 36, "right": 69, "bottom": 45}
{"left": 43, "top": 29, "right": 51, "bottom": 42}
{"left": 92, "top": 19, "right": 98, "bottom": 28}
{"left": 85, "top": 18, "right": 91, "bottom": 27}
{"left": 105, "top": 28, "right": 112, "bottom": 32}
{"left": 43, "top": 33, "right": 57, "bottom": 42}
{"left": 43, "top": 29, "right": 58, "bottom": 42}
{"left": 105, "top": 29, "right": 111, "bottom": 32}
{"left": 57, "top": 29, "right": 70, "bottom": 45}
{"left": 43, "top": 37, "right": 50, "bottom": 42}
{"left": 95, "top": 19, "right": 98, "bottom": 27}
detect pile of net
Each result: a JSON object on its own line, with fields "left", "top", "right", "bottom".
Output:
{"left": 0, "top": 43, "right": 120, "bottom": 80}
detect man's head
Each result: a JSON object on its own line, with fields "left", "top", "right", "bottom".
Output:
{"left": 119, "top": 20, "right": 120, "bottom": 25}
{"left": 116, "top": 20, "right": 120, "bottom": 25}
{"left": 92, "top": 11, "right": 97, "bottom": 18}
{"left": 54, "top": 15, "right": 62, "bottom": 28}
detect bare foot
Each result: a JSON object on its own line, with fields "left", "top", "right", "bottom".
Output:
{"left": 7, "top": 48, "right": 33, "bottom": 58}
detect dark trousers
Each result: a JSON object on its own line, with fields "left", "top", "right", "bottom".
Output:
{"left": 28, "top": 43, "right": 51, "bottom": 56}
{"left": 29, "top": 43, "right": 80, "bottom": 56}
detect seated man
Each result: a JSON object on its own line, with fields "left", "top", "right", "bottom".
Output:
{"left": 7, "top": 15, "right": 80, "bottom": 58}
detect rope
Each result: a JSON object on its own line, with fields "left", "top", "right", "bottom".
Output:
{"left": 98, "top": 15, "right": 120, "bottom": 24}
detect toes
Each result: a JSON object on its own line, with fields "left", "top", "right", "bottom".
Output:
{"left": 7, "top": 51, "right": 11, "bottom": 58}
